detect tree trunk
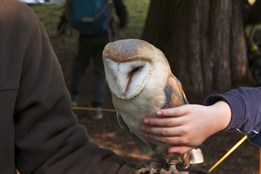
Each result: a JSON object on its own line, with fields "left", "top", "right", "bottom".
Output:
{"left": 142, "top": 0, "right": 249, "bottom": 94}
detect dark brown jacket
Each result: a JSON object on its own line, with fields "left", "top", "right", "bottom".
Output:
{"left": 0, "top": 1, "right": 134, "bottom": 173}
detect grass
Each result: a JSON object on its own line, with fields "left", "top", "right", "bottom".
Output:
{"left": 30, "top": 0, "right": 150, "bottom": 39}
{"left": 30, "top": 3, "right": 65, "bottom": 36}
{"left": 122, "top": 0, "right": 149, "bottom": 38}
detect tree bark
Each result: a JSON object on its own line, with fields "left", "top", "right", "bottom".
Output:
{"left": 142, "top": 0, "right": 249, "bottom": 94}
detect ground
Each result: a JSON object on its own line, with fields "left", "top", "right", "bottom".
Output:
{"left": 49, "top": 33, "right": 259, "bottom": 174}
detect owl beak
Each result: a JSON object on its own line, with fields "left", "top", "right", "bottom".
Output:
{"left": 115, "top": 73, "right": 130, "bottom": 97}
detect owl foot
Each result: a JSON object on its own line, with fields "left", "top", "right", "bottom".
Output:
{"left": 135, "top": 159, "right": 188, "bottom": 174}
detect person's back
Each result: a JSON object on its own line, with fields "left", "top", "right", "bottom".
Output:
{"left": 1, "top": 1, "right": 135, "bottom": 173}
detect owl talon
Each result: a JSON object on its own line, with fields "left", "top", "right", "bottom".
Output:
{"left": 135, "top": 167, "right": 156, "bottom": 174}
{"left": 135, "top": 160, "right": 188, "bottom": 174}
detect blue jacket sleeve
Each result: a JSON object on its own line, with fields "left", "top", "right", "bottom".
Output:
{"left": 203, "top": 87, "right": 261, "bottom": 146}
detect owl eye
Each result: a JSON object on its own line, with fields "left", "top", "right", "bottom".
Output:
{"left": 128, "top": 66, "right": 143, "bottom": 78}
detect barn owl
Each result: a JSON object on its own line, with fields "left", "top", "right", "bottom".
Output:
{"left": 102, "top": 39, "right": 204, "bottom": 173}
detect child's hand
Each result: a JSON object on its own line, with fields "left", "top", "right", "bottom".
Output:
{"left": 142, "top": 101, "right": 231, "bottom": 154}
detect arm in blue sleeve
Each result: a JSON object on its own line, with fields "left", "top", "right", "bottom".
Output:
{"left": 203, "top": 87, "right": 261, "bottom": 146}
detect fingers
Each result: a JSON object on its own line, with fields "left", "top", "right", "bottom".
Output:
{"left": 156, "top": 105, "right": 189, "bottom": 117}
{"left": 143, "top": 116, "right": 184, "bottom": 127}
{"left": 168, "top": 146, "right": 193, "bottom": 154}
{"left": 143, "top": 132, "right": 183, "bottom": 145}
{"left": 142, "top": 125, "right": 182, "bottom": 137}
{"left": 143, "top": 105, "right": 191, "bottom": 127}
{"left": 142, "top": 124, "right": 191, "bottom": 145}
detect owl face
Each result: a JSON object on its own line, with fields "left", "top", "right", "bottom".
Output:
{"left": 103, "top": 58, "right": 152, "bottom": 100}
{"left": 103, "top": 39, "right": 170, "bottom": 100}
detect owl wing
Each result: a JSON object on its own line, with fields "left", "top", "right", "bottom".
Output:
{"left": 116, "top": 112, "right": 129, "bottom": 129}
{"left": 116, "top": 112, "right": 156, "bottom": 155}
{"left": 163, "top": 74, "right": 188, "bottom": 109}
{"left": 131, "top": 133, "right": 156, "bottom": 155}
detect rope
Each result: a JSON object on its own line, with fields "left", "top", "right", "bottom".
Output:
{"left": 208, "top": 135, "right": 248, "bottom": 173}
{"left": 72, "top": 106, "right": 116, "bottom": 112}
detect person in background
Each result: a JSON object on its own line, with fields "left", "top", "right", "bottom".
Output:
{"left": 69, "top": 28, "right": 109, "bottom": 120}
{"left": 142, "top": 87, "right": 261, "bottom": 154}
{"left": 69, "top": 0, "right": 128, "bottom": 119}
{"left": 68, "top": 0, "right": 113, "bottom": 120}
{"left": 57, "top": 0, "right": 129, "bottom": 39}
{"left": 113, "top": 0, "right": 128, "bottom": 38}
{"left": 0, "top": 1, "right": 136, "bottom": 173}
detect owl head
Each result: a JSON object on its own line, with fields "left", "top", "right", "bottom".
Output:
{"left": 102, "top": 39, "right": 171, "bottom": 100}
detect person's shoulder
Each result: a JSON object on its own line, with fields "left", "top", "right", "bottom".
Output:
{"left": 0, "top": 0, "right": 39, "bottom": 28}
{"left": 1, "top": 0, "right": 32, "bottom": 14}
